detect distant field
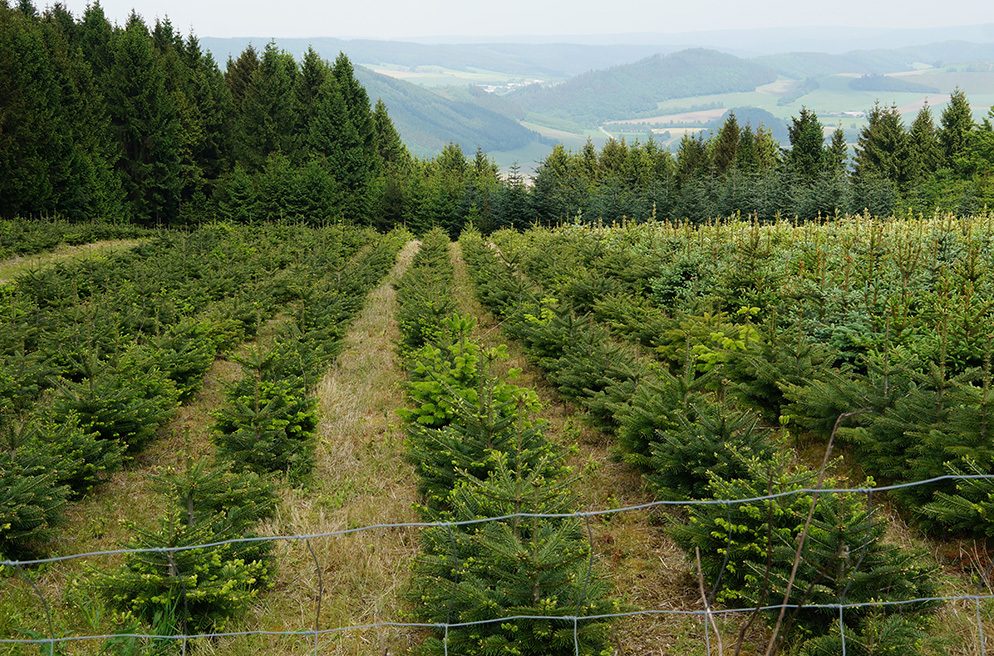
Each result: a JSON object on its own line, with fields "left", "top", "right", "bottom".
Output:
{"left": 419, "top": 56, "right": 994, "bottom": 167}
{"left": 607, "top": 107, "right": 727, "bottom": 125}
{"left": 367, "top": 63, "right": 563, "bottom": 88}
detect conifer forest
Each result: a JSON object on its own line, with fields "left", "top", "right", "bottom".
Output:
{"left": 3, "top": 2, "right": 994, "bottom": 655}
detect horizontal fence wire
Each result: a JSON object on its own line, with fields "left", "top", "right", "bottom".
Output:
{"left": 4, "top": 474, "right": 994, "bottom": 653}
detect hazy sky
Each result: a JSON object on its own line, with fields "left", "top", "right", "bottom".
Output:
{"left": 50, "top": 0, "right": 994, "bottom": 39}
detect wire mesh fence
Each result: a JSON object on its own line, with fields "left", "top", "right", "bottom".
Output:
{"left": 4, "top": 475, "right": 994, "bottom": 655}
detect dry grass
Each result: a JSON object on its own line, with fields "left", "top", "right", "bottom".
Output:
{"left": 0, "top": 240, "right": 141, "bottom": 285}
{"left": 211, "top": 238, "right": 423, "bottom": 656}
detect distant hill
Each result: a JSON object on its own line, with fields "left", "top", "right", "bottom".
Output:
{"left": 400, "top": 25, "right": 994, "bottom": 57}
{"left": 755, "top": 41, "right": 994, "bottom": 78}
{"left": 849, "top": 74, "right": 940, "bottom": 94}
{"left": 507, "top": 49, "right": 778, "bottom": 128}
{"left": 200, "top": 37, "right": 669, "bottom": 79}
{"left": 354, "top": 67, "right": 547, "bottom": 156}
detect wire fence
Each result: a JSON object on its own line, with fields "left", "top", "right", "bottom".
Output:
{"left": 4, "top": 475, "right": 994, "bottom": 655}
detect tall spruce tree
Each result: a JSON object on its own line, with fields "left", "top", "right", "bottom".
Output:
{"left": 40, "top": 7, "right": 125, "bottom": 219}
{"left": 106, "top": 14, "right": 182, "bottom": 224}
{"left": 371, "top": 97, "right": 408, "bottom": 169}
{"left": 236, "top": 41, "right": 300, "bottom": 171}
{"left": 787, "top": 107, "right": 825, "bottom": 183}
{"left": 939, "top": 87, "right": 975, "bottom": 174}
{"left": 826, "top": 125, "right": 848, "bottom": 174}
{"left": 711, "top": 111, "right": 741, "bottom": 176}
{"left": 905, "top": 103, "right": 941, "bottom": 186}
{"left": 854, "top": 102, "right": 908, "bottom": 188}
{"left": 331, "top": 52, "right": 380, "bottom": 222}
{"left": 0, "top": 7, "right": 60, "bottom": 217}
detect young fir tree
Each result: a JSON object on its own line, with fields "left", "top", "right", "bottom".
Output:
{"left": 847, "top": 357, "right": 980, "bottom": 503}
{"left": 916, "top": 356, "right": 994, "bottom": 532}
{"left": 405, "top": 354, "right": 549, "bottom": 513}
{"left": 726, "top": 320, "right": 838, "bottom": 420}
{"left": 212, "top": 346, "right": 317, "bottom": 484}
{"left": 612, "top": 362, "right": 713, "bottom": 469}
{"left": 671, "top": 451, "right": 937, "bottom": 649}
{"left": 412, "top": 452, "right": 615, "bottom": 656}
{"left": 646, "top": 400, "right": 775, "bottom": 499}
{"left": 96, "top": 457, "right": 276, "bottom": 630}
{"left": 0, "top": 414, "right": 70, "bottom": 559}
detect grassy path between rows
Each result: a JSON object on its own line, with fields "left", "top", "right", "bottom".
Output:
{"left": 0, "top": 240, "right": 142, "bottom": 284}
{"left": 448, "top": 242, "right": 702, "bottom": 655}
{"left": 242, "top": 238, "right": 422, "bottom": 656}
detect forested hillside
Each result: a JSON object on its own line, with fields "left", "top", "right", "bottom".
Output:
{"left": 3, "top": 0, "right": 994, "bottom": 235}
{"left": 756, "top": 41, "right": 994, "bottom": 78}
{"left": 508, "top": 49, "right": 778, "bottom": 127}
{"left": 354, "top": 67, "right": 544, "bottom": 155}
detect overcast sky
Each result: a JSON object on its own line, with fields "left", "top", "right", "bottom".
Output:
{"left": 49, "top": 0, "right": 994, "bottom": 39}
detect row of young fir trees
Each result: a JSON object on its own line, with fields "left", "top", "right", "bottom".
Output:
{"left": 394, "top": 229, "right": 617, "bottom": 655}
{"left": 457, "top": 226, "right": 950, "bottom": 655}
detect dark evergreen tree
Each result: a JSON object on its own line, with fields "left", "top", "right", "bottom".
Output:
{"left": 78, "top": 1, "right": 115, "bottom": 81}
{"left": 331, "top": 52, "right": 380, "bottom": 222}
{"left": 226, "top": 43, "right": 259, "bottom": 117}
{"left": 294, "top": 45, "right": 330, "bottom": 141}
{"left": 532, "top": 143, "right": 588, "bottom": 224}
{"left": 236, "top": 41, "right": 299, "bottom": 171}
{"left": 826, "top": 125, "right": 848, "bottom": 174}
{"left": 905, "top": 103, "right": 941, "bottom": 186}
{"left": 674, "top": 132, "right": 708, "bottom": 185}
{"left": 495, "top": 162, "right": 532, "bottom": 230}
{"left": 371, "top": 97, "right": 409, "bottom": 170}
{"left": 0, "top": 8, "right": 60, "bottom": 217}
{"left": 939, "top": 87, "right": 975, "bottom": 174}
{"left": 854, "top": 102, "right": 908, "bottom": 189}
{"left": 787, "top": 107, "right": 825, "bottom": 183}
{"left": 736, "top": 124, "right": 760, "bottom": 173}
{"left": 711, "top": 111, "right": 741, "bottom": 176}
{"left": 106, "top": 16, "right": 182, "bottom": 224}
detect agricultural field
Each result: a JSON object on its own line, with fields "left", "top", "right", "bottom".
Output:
{"left": 4, "top": 214, "right": 994, "bottom": 655}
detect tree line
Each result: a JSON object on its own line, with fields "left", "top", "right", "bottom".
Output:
{"left": 524, "top": 94, "right": 994, "bottom": 227}
{"left": 4, "top": 0, "right": 994, "bottom": 232}
{"left": 0, "top": 1, "right": 415, "bottom": 225}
